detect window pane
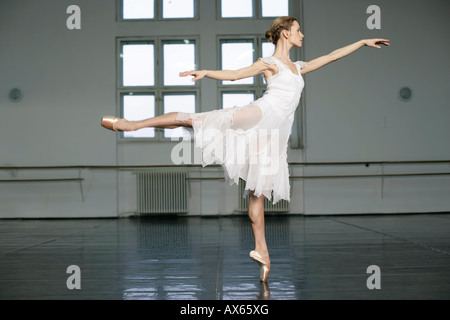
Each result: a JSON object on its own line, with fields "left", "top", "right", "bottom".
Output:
{"left": 221, "top": 42, "right": 254, "bottom": 85}
{"left": 164, "top": 43, "right": 196, "bottom": 86}
{"left": 261, "top": 41, "right": 275, "bottom": 83}
{"left": 222, "top": 93, "right": 255, "bottom": 109}
{"left": 123, "top": 95, "right": 155, "bottom": 138}
{"left": 221, "top": 0, "right": 253, "bottom": 18}
{"left": 122, "top": 44, "right": 154, "bottom": 86}
{"left": 123, "top": 0, "right": 154, "bottom": 19}
{"left": 163, "top": 0, "right": 195, "bottom": 18}
{"left": 262, "top": 41, "right": 275, "bottom": 58}
{"left": 163, "top": 94, "right": 196, "bottom": 138}
{"left": 261, "top": 0, "right": 289, "bottom": 17}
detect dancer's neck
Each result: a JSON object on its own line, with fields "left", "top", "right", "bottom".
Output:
{"left": 272, "top": 42, "right": 293, "bottom": 62}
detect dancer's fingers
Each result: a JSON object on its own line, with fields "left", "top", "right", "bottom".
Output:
{"left": 180, "top": 70, "right": 202, "bottom": 81}
{"left": 366, "top": 38, "right": 390, "bottom": 49}
{"left": 375, "top": 39, "right": 390, "bottom": 47}
{"left": 180, "top": 70, "right": 206, "bottom": 82}
{"left": 179, "top": 71, "right": 193, "bottom": 77}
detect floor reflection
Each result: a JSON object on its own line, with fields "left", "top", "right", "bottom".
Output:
{"left": 2, "top": 214, "right": 450, "bottom": 299}
{"left": 222, "top": 281, "right": 271, "bottom": 300}
{"left": 121, "top": 216, "right": 303, "bottom": 300}
{"left": 260, "top": 282, "right": 270, "bottom": 299}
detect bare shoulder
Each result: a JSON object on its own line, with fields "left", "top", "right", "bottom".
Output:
{"left": 256, "top": 59, "right": 278, "bottom": 78}
{"left": 300, "top": 61, "right": 309, "bottom": 75}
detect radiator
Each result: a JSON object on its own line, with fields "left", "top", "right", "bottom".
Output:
{"left": 136, "top": 171, "right": 188, "bottom": 215}
{"left": 237, "top": 178, "right": 289, "bottom": 213}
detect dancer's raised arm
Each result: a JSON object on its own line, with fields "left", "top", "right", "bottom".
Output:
{"left": 179, "top": 59, "right": 272, "bottom": 82}
{"left": 301, "top": 38, "right": 390, "bottom": 74}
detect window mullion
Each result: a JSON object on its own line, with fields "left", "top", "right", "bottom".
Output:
{"left": 155, "top": 37, "right": 162, "bottom": 97}
{"left": 157, "top": 88, "right": 166, "bottom": 140}
{"left": 155, "top": 0, "right": 161, "bottom": 20}
{"left": 153, "top": 38, "right": 160, "bottom": 140}
{"left": 254, "top": 0, "right": 261, "bottom": 19}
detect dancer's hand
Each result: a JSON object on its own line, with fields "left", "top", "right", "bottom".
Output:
{"left": 362, "top": 38, "right": 390, "bottom": 49}
{"left": 179, "top": 70, "right": 207, "bottom": 82}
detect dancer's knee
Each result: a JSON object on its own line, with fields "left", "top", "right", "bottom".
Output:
{"left": 250, "top": 190, "right": 265, "bottom": 200}
{"left": 174, "top": 113, "right": 193, "bottom": 128}
{"left": 248, "top": 191, "right": 265, "bottom": 216}
{"left": 231, "top": 104, "right": 262, "bottom": 131}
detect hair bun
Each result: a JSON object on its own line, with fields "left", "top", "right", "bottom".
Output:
{"left": 265, "top": 30, "right": 273, "bottom": 42}
{"left": 266, "top": 16, "right": 297, "bottom": 45}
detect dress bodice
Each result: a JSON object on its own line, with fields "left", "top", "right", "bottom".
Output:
{"left": 256, "top": 56, "right": 306, "bottom": 119}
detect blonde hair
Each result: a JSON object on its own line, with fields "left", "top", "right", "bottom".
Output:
{"left": 265, "top": 16, "right": 298, "bottom": 45}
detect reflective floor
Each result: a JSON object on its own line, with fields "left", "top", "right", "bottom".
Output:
{"left": 0, "top": 213, "right": 449, "bottom": 300}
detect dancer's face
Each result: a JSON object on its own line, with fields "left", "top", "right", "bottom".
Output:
{"left": 287, "top": 20, "right": 304, "bottom": 47}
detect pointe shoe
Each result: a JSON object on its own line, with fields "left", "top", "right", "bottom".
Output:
{"left": 249, "top": 251, "right": 271, "bottom": 282}
{"left": 101, "top": 116, "right": 123, "bottom": 132}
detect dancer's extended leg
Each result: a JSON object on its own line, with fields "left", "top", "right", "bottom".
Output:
{"left": 103, "top": 103, "right": 262, "bottom": 132}
{"left": 102, "top": 112, "right": 192, "bottom": 131}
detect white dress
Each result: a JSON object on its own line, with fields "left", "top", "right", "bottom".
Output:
{"left": 175, "top": 56, "right": 306, "bottom": 204}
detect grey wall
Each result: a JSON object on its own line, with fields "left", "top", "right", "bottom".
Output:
{"left": 0, "top": 0, "right": 117, "bottom": 166}
{"left": 0, "top": 0, "right": 448, "bottom": 218}
{"left": 302, "top": 0, "right": 450, "bottom": 162}
{"left": 300, "top": 0, "right": 450, "bottom": 214}
{"left": 0, "top": 1, "right": 119, "bottom": 217}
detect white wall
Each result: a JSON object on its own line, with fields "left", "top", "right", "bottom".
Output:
{"left": 0, "top": 0, "right": 448, "bottom": 218}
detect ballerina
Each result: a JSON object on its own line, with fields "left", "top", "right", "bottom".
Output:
{"left": 102, "top": 16, "right": 389, "bottom": 282}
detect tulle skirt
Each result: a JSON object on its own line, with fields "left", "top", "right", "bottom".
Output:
{"left": 175, "top": 103, "right": 291, "bottom": 204}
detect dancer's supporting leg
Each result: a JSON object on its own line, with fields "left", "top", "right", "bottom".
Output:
{"left": 103, "top": 112, "right": 192, "bottom": 131}
{"left": 248, "top": 190, "right": 270, "bottom": 268}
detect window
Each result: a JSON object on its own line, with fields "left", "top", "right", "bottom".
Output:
{"left": 221, "top": 0, "right": 253, "bottom": 18}
{"left": 261, "top": 0, "right": 289, "bottom": 17}
{"left": 121, "top": 0, "right": 197, "bottom": 20}
{"left": 122, "top": 94, "right": 156, "bottom": 138}
{"left": 219, "top": 0, "right": 289, "bottom": 19}
{"left": 118, "top": 38, "right": 198, "bottom": 140}
{"left": 163, "top": 94, "right": 196, "bottom": 138}
{"left": 163, "top": 0, "right": 195, "bottom": 19}
{"left": 220, "top": 40, "right": 254, "bottom": 85}
{"left": 122, "top": 0, "right": 155, "bottom": 19}
{"left": 218, "top": 37, "right": 275, "bottom": 109}
{"left": 122, "top": 43, "right": 155, "bottom": 86}
{"left": 163, "top": 41, "right": 196, "bottom": 86}
{"left": 262, "top": 41, "right": 275, "bottom": 57}
{"left": 222, "top": 92, "right": 255, "bottom": 109}
{"left": 117, "top": 1, "right": 304, "bottom": 145}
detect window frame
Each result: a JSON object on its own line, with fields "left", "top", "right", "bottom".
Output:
{"left": 119, "top": 40, "right": 156, "bottom": 87}
{"left": 117, "top": 36, "right": 200, "bottom": 141}
{"left": 117, "top": 0, "right": 200, "bottom": 22}
{"left": 114, "top": 0, "right": 306, "bottom": 148}
{"left": 219, "top": 37, "right": 257, "bottom": 86}
{"left": 161, "top": 39, "right": 198, "bottom": 87}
